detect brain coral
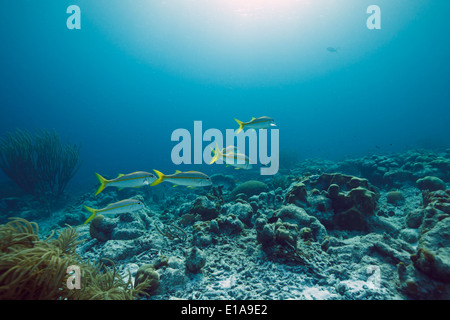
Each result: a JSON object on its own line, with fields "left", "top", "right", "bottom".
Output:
{"left": 416, "top": 176, "right": 446, "bottom": 191}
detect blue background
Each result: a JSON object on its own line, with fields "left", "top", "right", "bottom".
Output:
{"left": 0, "top": 0, "right": 449, "bottom": 191}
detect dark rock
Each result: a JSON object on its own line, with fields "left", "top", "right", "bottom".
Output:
{"left": 185, "top": 247, "right": 206, "bottom": 273}
{"left": 284, "top": 182, "right": 307, "bottom": 205}
{"left": 333, "top": 206, "right": 367, "bottom": 231}
{"left": 190, "top": 196, "right": 220, "bottom": 220}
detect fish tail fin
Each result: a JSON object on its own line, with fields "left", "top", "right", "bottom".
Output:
{"left": 83, "top": 206, "right": 98, "bottom": 224}
{"left": 234, "top": 118, "right": 244, "bottom": 134}
{"left": 150, "top": 170, "right": 165, "bottom": 186}
{"left": 94, "top": 173, "right": 108, "bottom": 196}
{"left": 210, "top": 143, "right": 222, "bottom": 164}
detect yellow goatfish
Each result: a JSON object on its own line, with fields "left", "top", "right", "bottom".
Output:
{"left": 210, "top": 144, "right": 253, "bottom": 170}
{"left": 234, "top": 116, "right": 276, "bottom": 134}
{"left": 150, "top": 170, "right": 212, "bottom": 187}
{"left": 94, "top": 171, "right": 157, "bottom": 196}
{"left": 83, "top": 199, "right": 144, "bottom": 224}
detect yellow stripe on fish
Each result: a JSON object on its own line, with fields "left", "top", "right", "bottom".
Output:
{"left": 234, "top": 116, "right": 276, "bottom": 134}
{"left": 210, "top": 144, "right": 253, "bottom": 170}
{"left": 94, "top": 171, "right": 157, "bottom": 196}
{"left": 150, "top": 170, "right": 212, "bottom": 187}
{"left": 83, "top": 199, "right": 144, "bottom": 224}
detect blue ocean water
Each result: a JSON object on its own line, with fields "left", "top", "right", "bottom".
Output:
{"left": 3, "top": 1, "right": 450, "bottom": 303}
{"left": 0, "top": 0, "right": 449, "bottom": 190}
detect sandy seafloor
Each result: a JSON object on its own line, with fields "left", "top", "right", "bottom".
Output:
{"left": 1, "top": 148, "right": 450, "bottom": 301}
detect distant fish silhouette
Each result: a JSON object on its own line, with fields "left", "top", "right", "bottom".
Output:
{"left": 327, "top": 47, "right": 338, "bottom": 53}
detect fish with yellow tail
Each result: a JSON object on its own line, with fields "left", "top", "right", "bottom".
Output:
{"left": 83, "top": 199, "right": 145, "bottom": 224}
{"left": 210, "top": 144, "right": 253, "bottom": 170}
{"left": 94, "top": 171, "right": 157, "bottom": 196}
{"left": 150, "top": 170, "right": 212, "bottom": 188}
{"left": 234, "top": 116, "right": 276, "bottom": 134}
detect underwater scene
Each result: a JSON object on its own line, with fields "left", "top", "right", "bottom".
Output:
{"left": 1, "top": 0, "right": 450, "bottom": 305}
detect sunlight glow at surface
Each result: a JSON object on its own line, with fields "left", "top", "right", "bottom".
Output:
{"left": 87, "top": 0, "right": 427, "bottom": 86}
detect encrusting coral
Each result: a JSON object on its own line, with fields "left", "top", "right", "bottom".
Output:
{"left": 0, "top": 217, "right": 149, "bottom": 300}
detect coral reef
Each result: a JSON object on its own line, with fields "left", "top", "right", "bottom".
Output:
{"left": 2, "top": 148, "right": 449, "bottom": 300}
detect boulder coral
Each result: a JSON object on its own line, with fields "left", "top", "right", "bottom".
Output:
{"left": 89, "top": 214, "right": 115, "bottom": 242}
{"left": 386, "top": 190, "right": 405, "bottom": 205}
{"left": 229, "top": 180, "right": 269, "bottom": 200}
{"left": 416, "top": 176, "right": 446, "bottom": 191}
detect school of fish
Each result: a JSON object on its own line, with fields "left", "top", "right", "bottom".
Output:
{"left": 83, "top": 116, "right": 276, "bottom": 224}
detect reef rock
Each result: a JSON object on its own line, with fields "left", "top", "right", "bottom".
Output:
{"left": 210, "top": 214, "right": 245, "bottom": 235}
{"left": 416, "top": 176, "right": 446, "bottom": 191}
{"left": 226, "top": 202, "right": 253, "bottom": 226}
{"left": 284, "top": 182, "right": 308, "bottom": 205}
{"left": 190, "top": 196, "right": 220, "bottom": 221}
{"left": 255, "top": 217, "right": 302, "bottom": 261}
{"left": 111, "top": 211, "right": 151, "bottom": 240}
{"left": 185, "top": 247, "right": 206, "bottom": 273}
{"left": 419, "top": 190, "right": 450, "bottom": 233}
{"left": 274, "top": 204, "right": 327, "bottom": 243}
{"left": 309, "top": 173, "right": 379, "bottom": 231}
{"left": 412, "top": 218, "right": 450, "bottom": 283}
{"left": 134, "top": 264, "right": 160, "bottom": 294}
